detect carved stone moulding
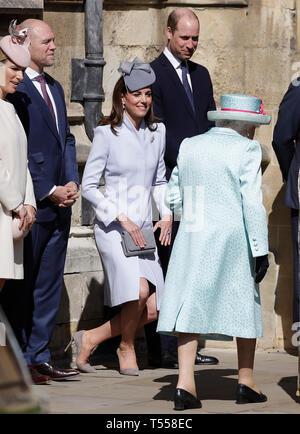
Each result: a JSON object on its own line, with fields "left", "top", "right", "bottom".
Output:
{"left": 103, "top": 0, "right": 248, "bottom": 6}
{"left": 0, "top": 0, "right": 43, "bottom": 9}
{"left": 0, "top": 0, "right": 43, "bottom": 30}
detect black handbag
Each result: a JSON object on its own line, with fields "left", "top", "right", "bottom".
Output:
{"left": 121, "top": 228, "right": 156, "bottom": 257}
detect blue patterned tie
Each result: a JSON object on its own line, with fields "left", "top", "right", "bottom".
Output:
{"left": 181, "top": 61, "right": 195, "bottom": 112}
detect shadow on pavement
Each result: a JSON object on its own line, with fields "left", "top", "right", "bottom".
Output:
{"left": 278, "top": 376, "right": 300, "bottom": 404}
{"left": 152, "top": 369, "right": 238, "bottom": 402}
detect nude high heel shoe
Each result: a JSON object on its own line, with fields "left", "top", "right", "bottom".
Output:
{"left": 65, "top": 330, "right": 97, "bottom": 373}
{"left": 116, "top": 347, "right": 139, "bottom": 376}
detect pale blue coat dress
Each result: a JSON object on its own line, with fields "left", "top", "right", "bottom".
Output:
{"left": 157, "top": 127, "right": 269, "bottom": 339}
{"left": 82, "top": 113, "right": 171, "bottom": 308}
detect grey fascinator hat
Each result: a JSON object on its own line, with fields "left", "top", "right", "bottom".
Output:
{"left": 118, "top": 57, "right": 156, "bottom": 92}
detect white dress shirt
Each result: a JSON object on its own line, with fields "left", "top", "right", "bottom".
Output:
{"left": 163, "top": 47, "right": 193, "bottom": 90}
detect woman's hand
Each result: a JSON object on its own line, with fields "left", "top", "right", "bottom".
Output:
{"left": 117, "top": 213, "right": 146, "bottom": 248}
{"left": 153, "top": 214, "right": 173, "bottom": 246}
{"left": 13, "top": 205, "right": 28, "bottom": 232}
{"left": 23, "top": 204, "right": 36, "bottom": 231}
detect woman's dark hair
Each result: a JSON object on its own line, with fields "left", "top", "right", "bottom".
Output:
{"left": 98, "top": 77, "right": 158, "bottom": 135}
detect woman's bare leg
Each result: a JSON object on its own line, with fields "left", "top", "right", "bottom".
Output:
{"left": 236, "top": 337, "right": 260, "bottom": 393}
{"left": 77, "top": 279, "right": 158, "bottom": 366}
{"left": 176, "top": 333, "right": 200, "bottom": 398}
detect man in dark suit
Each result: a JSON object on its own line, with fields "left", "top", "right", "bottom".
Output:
{"left": 1, "top": 19, "right": 80, "bottom": 384}
{"left": 273, "top": 79, "right": 300, "bottom": 328}
{"left": 145, "top": 8, "right": 218, "bottom": 368}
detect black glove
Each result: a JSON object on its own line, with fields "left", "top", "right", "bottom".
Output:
{"left": 255, "top": 254, "right": 269, "bottom": 283}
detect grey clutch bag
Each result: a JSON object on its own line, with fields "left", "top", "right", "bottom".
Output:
{"left": 121, "top": 228, "right": 156, "bottom": 257}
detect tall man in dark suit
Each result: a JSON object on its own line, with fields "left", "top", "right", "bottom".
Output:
{"left": 273, "top": 79, "right": 300, "bottom": 327}
{"left": 145, "top": 8, "right": 218, "bottom": 367}
{"left": 2, "top": 19, "right": 80, "bottom": 383}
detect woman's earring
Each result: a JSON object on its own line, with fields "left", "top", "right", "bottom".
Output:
{"left": 122, "top": 101, "right": 125, "bottom": 111}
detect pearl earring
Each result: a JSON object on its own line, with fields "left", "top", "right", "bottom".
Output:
{"left": 122, "top": 101, "right": 125, "bottom": 111}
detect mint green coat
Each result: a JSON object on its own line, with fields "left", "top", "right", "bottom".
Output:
{"left": 157, "top": 127, "right": 269, "bottom": 339}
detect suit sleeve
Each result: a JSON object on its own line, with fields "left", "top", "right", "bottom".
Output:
{"left": 151, "top": 80, "right": 165, "bottom": 121}
{"left": 82, "top": 127, "right": 119, "bottom": 226}
{"left": 272, "top": 82, "right": 300, "bottom": 182}
{"left": 240, "top": 140, "right": 268, "bottom": 257}
{"left": 151, "top": 124, "right": 172, "bottom": 217}
{"left": 57, "top": 83, "right": 79, "bottom": 185}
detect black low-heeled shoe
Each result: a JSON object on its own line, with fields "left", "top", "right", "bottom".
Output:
{"left": 174, "top": 388, "right": 202, "bottom": 411}
{"left": 236, "top": 384, "right": 268, "bottom": 404}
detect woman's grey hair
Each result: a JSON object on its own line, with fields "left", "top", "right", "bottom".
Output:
{"left": 215, "top": 120, "right": 260, "bottom": 135}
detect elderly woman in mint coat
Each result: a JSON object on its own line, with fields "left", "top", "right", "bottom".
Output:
{"left": 157, "top": 95, "right": 271, "bottom": 410}
{"left": 75, "top": 59, "right": 172, "bottom": 375}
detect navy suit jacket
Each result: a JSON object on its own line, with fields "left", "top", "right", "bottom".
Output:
{"left": 150, "top": 53, "right": 216, "bottom": 177}
{"left": 8, "top": 72, "right": 79, "bottom": 222}
{"left": 272, "top": 80, "right": 300, "bottom": 209}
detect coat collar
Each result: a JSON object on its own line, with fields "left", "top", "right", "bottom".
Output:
{"left": 208, "top": 127, "right": 244, "bottom": 138}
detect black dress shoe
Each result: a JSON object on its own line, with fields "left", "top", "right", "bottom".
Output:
{"left": 174, "top": 388, "right": 202, "bottom": 411}
{"left": 195, "top": 353, "right": 219, "bottom": 365}
{"left": 28, "top": 366, "right": 51, "bottom": 385}
{"left": 236, "top": 384, "right": 268, "bottom": 404}
{"left": 33, "top": 362, "right": 80, "bottom": 381}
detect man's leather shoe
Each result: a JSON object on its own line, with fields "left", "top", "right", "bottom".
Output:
{"left": 33, "top": 362, "right": 80, "bottom": 381}
{"left": 161, "top": 351, "right": 178, "bottom": 369}
{"left": 195, "top": 352, "right": 219, "bottom": 365}
{"left": 28, "top": 366, "right": 51, "bottom": 385}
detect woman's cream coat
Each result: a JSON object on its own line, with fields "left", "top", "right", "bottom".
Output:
{"left": 0, "top": 99, "right": 36, "bottom": 279}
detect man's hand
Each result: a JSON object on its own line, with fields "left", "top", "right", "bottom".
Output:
{"left": 49, "top": 185, "right": 79, "bottom": 208}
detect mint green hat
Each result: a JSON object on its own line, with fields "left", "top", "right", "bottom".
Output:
{"left": 208, "top": 94, "right": 271, "bottom": 125}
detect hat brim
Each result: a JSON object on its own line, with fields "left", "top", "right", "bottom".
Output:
{"left": 208, "top": 110, "right": 271, "bottom": 125}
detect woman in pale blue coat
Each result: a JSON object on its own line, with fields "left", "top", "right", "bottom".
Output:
{"left": 73, "top": 59, "right": 172, "bottom": 375}
{"left": 157, "top": 95, "right": 271, "bottom": 410}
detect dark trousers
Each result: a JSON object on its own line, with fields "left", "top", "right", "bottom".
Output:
{"left": 291, "top": 209, "right": 300, "bottom": 324}
{"left": 0, "top": 217, "right": 70, "bottom": 365}
{"left": 144, "top": 219, "right": 180, "bottom": 358}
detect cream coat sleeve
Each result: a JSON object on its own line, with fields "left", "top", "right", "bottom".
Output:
{"left": 24, "top": 167, "right": 37, "bottom": 209}
{"left": 0, "top": 107, "right": 23, "bottom": 211}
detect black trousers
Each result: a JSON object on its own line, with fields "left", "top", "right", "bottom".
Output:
{"left": 144, "top": 220, "right": 180, "bottom": 358}
{"left": 291, "top": 209, "right": 300, "bottom": 324}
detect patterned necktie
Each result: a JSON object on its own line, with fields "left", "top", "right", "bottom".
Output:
{"left": 34, "top": 74, "right": 56, "bottom": 123}
{"left": 181, "top": 61, "right": 195, "bottom": 112}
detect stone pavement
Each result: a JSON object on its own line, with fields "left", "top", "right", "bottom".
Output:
{"left": 32, "top": 348, "right": 300, "bottom": 415}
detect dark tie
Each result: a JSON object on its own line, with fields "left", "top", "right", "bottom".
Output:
{"left": 181, "top": 61, "right": 195, "bottom": 112}
{"left": 34, "top": 74, "right": 56, "bottom": 123}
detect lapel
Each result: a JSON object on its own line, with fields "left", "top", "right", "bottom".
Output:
{"left": 22, "top": 73, "right": 61, "bottom": 145}
{"left": 45, "top": 73, "right": 66, "bottom": 148}
{"left": 158, "top": 53, "right": 196, "bottom": 120}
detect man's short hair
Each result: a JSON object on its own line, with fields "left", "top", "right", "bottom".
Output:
{"left": 167, "top": 8, "right": 199, "bottom": 34}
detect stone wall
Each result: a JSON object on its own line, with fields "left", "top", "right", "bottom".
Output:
{"left": 1, "top": 0, "right": 298, "bottom": 357}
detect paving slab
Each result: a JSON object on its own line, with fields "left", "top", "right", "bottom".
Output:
{"left": 32, "top": 348, "right": 300, "bottom": 415}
